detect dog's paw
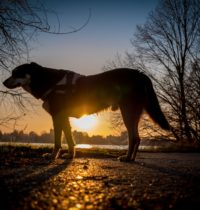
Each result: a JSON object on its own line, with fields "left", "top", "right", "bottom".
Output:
{"left": 54, "top": 148, "right": 62, "bottom": 159}
{"left": 61, "top": 153, "right": 74, "bottom": 159}
{"left": 42, "top": 148, "right": 62, "bottom": 159}
{"left": 62, "top": 148, "right": 76, "bottom": 159}
{"left": 118, "top": 155, "right": 131, "bottom": 162}
{"left": 42, "top": 152, "right": 57, "bottom": 159}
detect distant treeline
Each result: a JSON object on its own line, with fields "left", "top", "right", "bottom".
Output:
{"left": 0, "top": 129, "right": 128, "bottom": 145}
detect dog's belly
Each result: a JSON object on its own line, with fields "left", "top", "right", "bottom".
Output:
{"left": 67, "top": 102, "right": 111, "bottom": 118}
{"left": 44, "top": 90, "right": 114, "bottom": 117}
{"left": 68, "top": 87, "right": 123, "bottom": 117}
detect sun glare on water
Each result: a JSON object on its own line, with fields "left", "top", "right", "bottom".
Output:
{"left": 70, "top": 115, "right": 98, "bottom": 131}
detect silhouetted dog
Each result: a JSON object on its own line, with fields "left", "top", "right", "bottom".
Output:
{"left": 3, "top": 62, "right": 170, "bottom": 161}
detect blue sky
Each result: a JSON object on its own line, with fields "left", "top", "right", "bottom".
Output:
{"left": 31, "top": 0, "right": 158, "bottom": 75}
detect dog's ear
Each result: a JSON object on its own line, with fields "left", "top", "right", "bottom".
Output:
{"left": 25, "top": 74, "right": 31, "bottom": 79}
{"left": 30, "top": 62, "right": 41, "bottom": 67}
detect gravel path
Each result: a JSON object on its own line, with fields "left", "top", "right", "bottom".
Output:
{"left": 1, "top": 149, "right": 200, "bottom": 210}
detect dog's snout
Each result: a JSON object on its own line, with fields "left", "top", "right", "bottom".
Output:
{"left": 2, "top": 77, "right": 18, "bottom": 89}
{"left": 3, "top": 79, "right": 8, "bottom": 87}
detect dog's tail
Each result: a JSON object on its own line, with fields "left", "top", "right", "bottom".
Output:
{"left": 143, "top": 75, "right": 170, "bottom": 130}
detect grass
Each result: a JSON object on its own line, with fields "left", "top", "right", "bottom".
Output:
{"left": 0, "top": 144, "right": 126, "bottom": 158}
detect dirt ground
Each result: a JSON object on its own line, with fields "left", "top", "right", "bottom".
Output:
{"left": 0, "top": 147, "right": 200, "bottom": 210}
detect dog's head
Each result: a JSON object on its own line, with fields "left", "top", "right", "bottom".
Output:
{"left": 3, "top": 62, "right": 40, "bottom": 89}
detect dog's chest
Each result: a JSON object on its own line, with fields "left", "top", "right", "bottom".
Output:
{"left": 41, "top": 72, "right": 83, "bottom": 114}
{"left": 22, "top": 84, "right": 32, "bottom": 94}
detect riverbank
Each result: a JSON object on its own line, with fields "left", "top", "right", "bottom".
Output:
{"left": 1, "top": 139, "right": 200, "bottom": 153}
{"left": 0, "top": 145, "right": 200, "bottom": 209}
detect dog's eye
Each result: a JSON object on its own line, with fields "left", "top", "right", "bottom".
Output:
{"left": 12, "top": 68, "right": 18, "bottom": 76}
{"left": 12, "top": 72, "right": 18, "bottom": 78}
{"left": 12, "top": 71, "right": 25, "bottom": 78}
{"left": 11, "top": 74, "right": 17, "bottom": 78}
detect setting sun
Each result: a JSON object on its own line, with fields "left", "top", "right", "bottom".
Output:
{"left": 70, "top": 115, "right": 98, "bottom": 132}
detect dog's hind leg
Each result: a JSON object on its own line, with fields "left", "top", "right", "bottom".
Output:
{"left": 119, "top": 102, "right": 142, "bottom": 162}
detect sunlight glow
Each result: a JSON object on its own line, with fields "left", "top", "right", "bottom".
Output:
{"left": 70, "top": 115, "right": 98, "bottom": 132}
{"left": 75, "top": 144, "right": 93, "bottom": 149}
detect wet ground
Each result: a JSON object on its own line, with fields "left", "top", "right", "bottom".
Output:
{"left": 0, "top": 147, "right": 200, "bottom": 210}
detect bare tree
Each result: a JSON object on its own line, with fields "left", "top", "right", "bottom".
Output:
{"left": 0, "top": 0, "right": 91, "bottom": 127}
{"left": 184, "top": 60, "right": 200, "bottom": 141}
{"left": 0, "top": 0, "right": 91, "bottom": 70}
{"left": 0, "top": 0, "right": 51, "bottom": 127}
{"left": 131, "top": 0, "right": 200, "bottom": 142}
{"left": 0, "top": 0, "right": 48, "bottom": 69}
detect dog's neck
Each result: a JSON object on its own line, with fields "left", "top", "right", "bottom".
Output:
{"left": 22, "top": 84, "right": 32, "bottom": 94}
{"left": 41, "top": 71, "right": 83, "bottom": 101}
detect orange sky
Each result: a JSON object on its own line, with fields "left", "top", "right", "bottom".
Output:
{"left": 21, "top": 103, "right": 117, "bottom": 137}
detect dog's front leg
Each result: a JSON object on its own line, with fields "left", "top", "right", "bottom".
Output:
{"left": 62, "top": 118, "right": 76, "bottom": 159}
{"left": 43, "top": 113, "right": 62, "bottom": 159}
{"left": 51, "top": 113, "right": 63, "bottom": 159}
